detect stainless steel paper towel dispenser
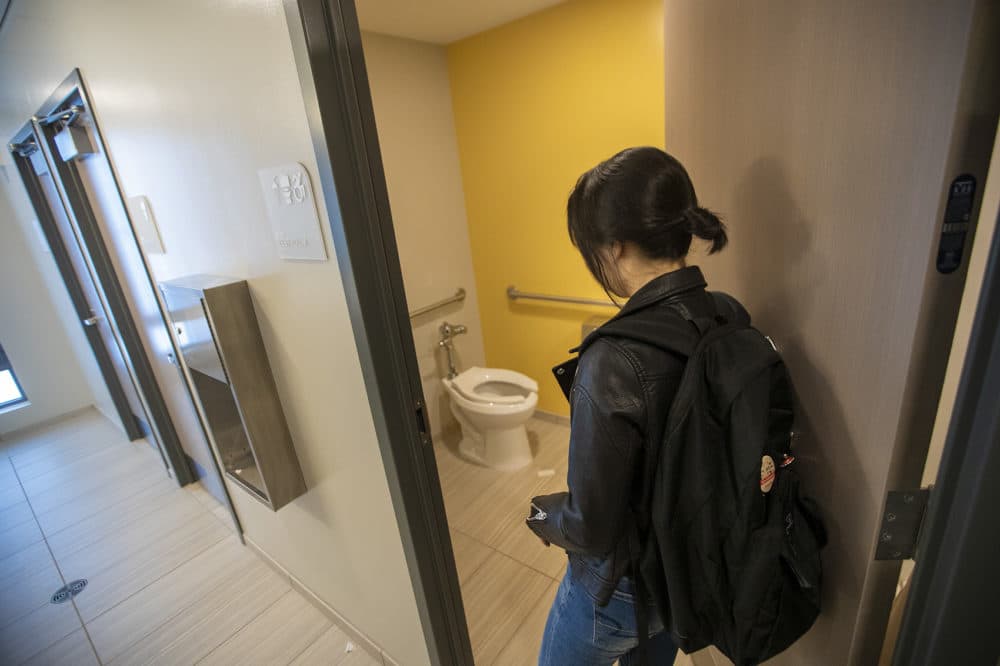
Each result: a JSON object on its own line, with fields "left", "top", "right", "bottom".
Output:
{"left": 160, "top": 275, "right": 305, "bottom": 511}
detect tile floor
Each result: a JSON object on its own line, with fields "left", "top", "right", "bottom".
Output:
{"left": 0, "top": 409, "right": 380, "bottom": 666}
{"left": 436, "top": 416, "right": 693, "bottom": 666}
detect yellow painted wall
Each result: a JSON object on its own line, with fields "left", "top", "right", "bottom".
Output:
{"left": 447, "top": 0, "right": 665, "bottom": 415}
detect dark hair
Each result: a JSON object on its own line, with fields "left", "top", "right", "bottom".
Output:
{"left": 567, "top": 147, "right": 727, "bottom": 293}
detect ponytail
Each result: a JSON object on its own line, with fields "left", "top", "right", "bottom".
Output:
{"left": 682, "top": 206, "right": 728, "bottom": 254}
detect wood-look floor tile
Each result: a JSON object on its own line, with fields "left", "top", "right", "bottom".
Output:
{"left": 493, "top": 520, "right": 568, "bottom": 579}
{"left": 199, "top": 590, "right": 331, "bottom": 666}
{"left": 461, "top": 549, "right": 553, "bottom": 665}
{"left": 34, "top": 469, "right": 165, "bottom": 536}
{"left": 450, "top": 529, "right": 492, "bottom": 584}
{"left": 0, "top": 551, "right": 63, "bottom": 628}
{"left": 44, "top": 478, "right": 178, "bottom": 560}
{"left": 186, "top": 482, "right": 222, "bottom": 511}
{"left": 0, "top": 499, "right": 34, "bottom": 532}
{"left": 24, "top": 449, "right": 158, "bottom": 515}
{"left": 18, "top": 443, "right": 141, "bottom": 496}
{"left": 56, "top": 487, "right": 205, "bottom": 577}
{"left": 5, "top": 413, "right": 117, "bottom": 467}
{"left": 22, "top": 628, "right": 99, "bottom": 666}
{"left": 211, "top": 505, "right": 237, "bottom": 532}
{"left": 0, "top": 540, "right": 51, "bottom": 590}
{"left": 0, "top": 485, "right": 26, "bottom": 513}
{"left": 674, "top": 651, "right": 696, "bottom": 665}
{"left": 493, "top": 577, "right": 559, "bottom": 666}
{"left": 0, "top": 514, "right": 44, "bottom": 560}
{"left": 11, "top": 438, "right": 121, "bottom": 482}
{"left": 0, "top": 458, "right": 17, "bottom": 490}
{"left": 109, "top": 558, "right": 287, "bottom": 665}
{"left": 290, "top": 624, "right": 381, "bottom": 666}
{"left": 0, "top": 594, "right": 83, "bottom": 663}
{"left": 71, "top": 511, "right": 228, "bottom": 622}
{"left": 87, "top": 535, "right": 262, "bottom": 661}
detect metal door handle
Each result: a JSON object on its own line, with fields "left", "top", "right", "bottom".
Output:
{"left": 83, "top": 315, "right": 102, "bottom": 326}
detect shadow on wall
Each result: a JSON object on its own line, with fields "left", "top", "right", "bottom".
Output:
{"left": 730, "top": 158, "right": 869, "bottom": 655}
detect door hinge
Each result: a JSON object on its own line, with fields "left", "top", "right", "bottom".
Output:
{"left": 874, "top": 488, "right": 931, "bottom": 560}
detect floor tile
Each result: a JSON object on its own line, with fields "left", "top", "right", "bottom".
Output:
{"left": 24, "top": 448, "right": 158, "bottom": 516}
{"left": 493, "top": 577, "right": 559, "bottom": 666}
{"left": 22, "top": 628, "right": 99, "bottom": 666}
{"left": 44, "top": 478, "right": 178, "bottom": 560}
{"left": 34, "top": 470, "right": 166, "bottom": 536}
{"left": 0, "top": 458, "right": 18, "bottom": 490}
{"left": 290, "top": 624, "right": 381, "bottom": 666}
{"left": 17, "top": 444, "right": 140, "bottom": 496}
{"left": 0, "top": 485, "right": 25, "bottom": 513}
{"left": 0, "top": 500, "right": 34, "bottom": 532}
{"left": 0, "top": 551, "right": 63, "bottom": 628}
{"left": 70, "top": 511, "right": 228, "bottom": 622}
{"left": 0, "top": 595, "right": 83, "bottom": 664}
{"left": 461, "top": 549, "right": 553, "bottom": 665}
{"left": 0, "top": 541, "right": 52, "bottom": 591}
{"left": 107, "top": 558, "right": 287, "bottom": 665}
{"left": 87, "top": 535, "right": 261, "bottom": 661}
{"left": 55, "top": 486, "right": 205, "bottom": 577}
{"left": 0, "top": 514, "right": 44, "bottom": 560}
{"left": 449, "top": 529, "right": 492, "bottom": 584}
{"left": 199, "top": 590, "right": 331, "bottom": 666}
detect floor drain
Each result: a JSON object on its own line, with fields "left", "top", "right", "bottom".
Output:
{"left": 50, "top": 579, "right": 88, "bottom": 604}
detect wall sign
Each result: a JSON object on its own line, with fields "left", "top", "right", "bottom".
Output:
{"left": 257, "top": 163, "right": 328, "bottom": 262}
{"left": 936, "top": 174, "right": 976, "bottom": 274}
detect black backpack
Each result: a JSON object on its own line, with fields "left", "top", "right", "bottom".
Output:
{"left": 602, "top": 295, "right": 827, "bottom": 665}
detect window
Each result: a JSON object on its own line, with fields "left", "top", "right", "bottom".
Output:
{"left": 0, "top": 343, "right": 27, "bottom": 409}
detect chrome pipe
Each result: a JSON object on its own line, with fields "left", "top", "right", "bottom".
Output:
{"left": 409, "top": 287, "right": 466, "bottom": 319}
{"left": 507, "top": 285, "right": 618, "bottom": 308}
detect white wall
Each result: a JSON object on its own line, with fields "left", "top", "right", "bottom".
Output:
{"left": 362, "top": 31, "right": 487, "bottom": 437}
{"left": 0, "top": 167, "right": 114, "bottom": 435}
{"left": 0, "top": 2, "right": 429, "bottom": 663}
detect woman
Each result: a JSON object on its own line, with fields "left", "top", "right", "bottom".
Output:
{"left": 526, "top": 146, "right": 740, "bottom": 665}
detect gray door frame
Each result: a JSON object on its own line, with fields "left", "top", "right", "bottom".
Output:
{"left": 893, "top": 210, "right": 1000, "bottom": 664}
{"left": 283, "top": 1, "right": 473, "bottom": 663}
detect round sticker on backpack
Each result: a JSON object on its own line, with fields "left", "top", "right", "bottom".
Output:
{"left": 760, "top": 455, "right": 776, "bottom": 493}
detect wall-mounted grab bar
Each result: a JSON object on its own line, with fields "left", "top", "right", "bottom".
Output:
{"left": 507, "top": 285, "right": 618, "bottom": 308}
{"left": 409, "top": 288, "right": 466, "bottom": 319}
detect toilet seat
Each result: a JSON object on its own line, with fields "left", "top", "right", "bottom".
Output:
{"left": 448, "top": 367, "right": 538, "bottom": 405}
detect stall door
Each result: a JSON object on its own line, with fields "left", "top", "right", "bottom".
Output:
{"left": 661, "top": 0, "right": 1000, "bottom": 663}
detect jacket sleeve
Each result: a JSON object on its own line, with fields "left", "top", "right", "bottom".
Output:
{"left": 527, "top": 339, "right": 645, "bottom": 556}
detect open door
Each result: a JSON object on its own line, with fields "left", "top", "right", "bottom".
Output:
{"left": 9, "top": 125, "right": 148, "bottom": 443}
{"left": 283, "top": 0, "right": 1000, "bottom": 664}
{"left": 7, "top": 71, "right": 203, "bottom": 488}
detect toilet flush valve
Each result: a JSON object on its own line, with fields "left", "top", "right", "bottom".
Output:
{"left": 439, "top": 322, "right": 467, "bottom": 379}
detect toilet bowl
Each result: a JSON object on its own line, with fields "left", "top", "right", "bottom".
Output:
{"left": 442, "top": 367, "right": 539, "bottom": 471}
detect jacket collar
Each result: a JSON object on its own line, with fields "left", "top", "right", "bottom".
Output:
{"left": 570, "top": 265, "right": 707, "bottom": 353}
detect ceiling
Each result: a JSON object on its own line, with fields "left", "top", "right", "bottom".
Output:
{"left": 356, "top": 0, "right": 567, "bottom": 44}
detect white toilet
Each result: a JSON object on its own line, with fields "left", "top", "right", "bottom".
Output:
{"left": 443, "top": 367, "right": 539, "bottom": 471}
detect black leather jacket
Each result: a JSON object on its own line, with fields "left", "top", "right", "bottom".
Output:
{"left": 527, "top": 266, "right": 747, "bottom": 606}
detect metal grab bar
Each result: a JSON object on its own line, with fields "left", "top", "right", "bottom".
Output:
{"left": 409, "top": 288, "right": 466, "bottom": 319}
{"left": 507, "top": 285, "right": 619, "bottom": 308}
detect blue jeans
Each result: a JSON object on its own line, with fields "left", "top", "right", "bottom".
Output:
{"left": 538, "top": 573, "right": 678, "bottom": 665}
